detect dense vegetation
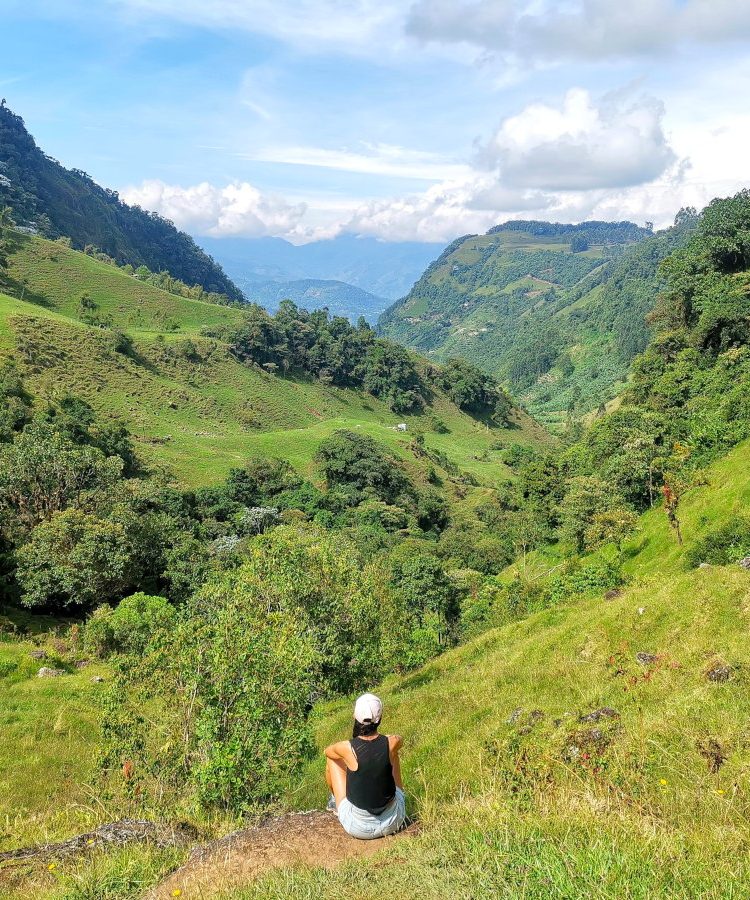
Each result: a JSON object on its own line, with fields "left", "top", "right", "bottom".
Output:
{"left": 4, "top": 191, "right": 750, "bottom": 899}
{"left": 0, "top": 105, "right": 243, "bottom": 300}
{"left": 379, "top": 217, "right": 693, "bottom": 429}
{"left": 204, "top": 299, "right": 513, "bottom": 418}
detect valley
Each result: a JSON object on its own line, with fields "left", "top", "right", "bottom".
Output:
{"left": 1, "top": 97, "right": 750, "bottom": 900}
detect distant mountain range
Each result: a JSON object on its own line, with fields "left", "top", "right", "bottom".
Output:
{"left": 0, "top": 105, "right": 243, "bottom": 301}
{"left": 199, "top": 234, "right": 444, "bottom": 314}
{"left": 235, "top": 275, "right": 389, "bottom": 322}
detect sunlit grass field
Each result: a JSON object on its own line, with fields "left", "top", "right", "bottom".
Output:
{"left": 0, "top": 237, "right": 549, "bottom": 487}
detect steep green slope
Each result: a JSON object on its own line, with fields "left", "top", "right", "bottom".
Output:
{"left": 380, "top": 219, "right": 691, "bottom": 429}
{"left": 0, "top": 105, "right": 243, "bottom": 300}
{"left": 270, "top": 438, "right": 750, "bottom": 899}
{"left": 0, "top": 236, "right": 547, "bottom": 486}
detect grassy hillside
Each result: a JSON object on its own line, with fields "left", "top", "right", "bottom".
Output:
{"left": 0, "top": 235, "right": 548, "bottom": 487}
{"left": 4, "top": 440, "right": 748, "bottom": 898}
{"left": 379, "top": 220, "right": 690, "bottom": 430}
{"left": 267, "top": 438, "right": 750, "bottom": 898}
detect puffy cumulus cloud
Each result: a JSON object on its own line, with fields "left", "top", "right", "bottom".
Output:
{"left": 342, "top": 177, "right": 502, "bottom": 243}
{"left": 340, "top": 162, "right": 692, "bottom": 243}
{"left": 478, "top": 88, "right": 677, "bottom": 190}
{"left": 120, "top": 179, "right": 307, "bottom": 238}
{"left": 340, "top": 87, "right": 681, "bottom": 241}
{"left": 407, "top": 0, "right": 750, "bottom": 63}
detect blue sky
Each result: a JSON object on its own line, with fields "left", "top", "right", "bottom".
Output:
{"left": 3, "top": 1, "right": 750, "bottom": 243}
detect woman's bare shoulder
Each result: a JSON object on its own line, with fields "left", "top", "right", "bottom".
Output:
{"left": 387, "top": 733, "right": 404, "bottom": 750}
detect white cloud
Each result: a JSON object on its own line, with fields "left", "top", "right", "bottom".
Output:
{"left": 407, "top": 0, "right": 750, "bottom": 63}
{"left": 119, "top": 78, "right": 750, "bottom": 246}
{"left": 479, "top": 88, "right": 676, "bottom": 190}
{"left": 120, "top": 179, "right": 307, "bottom": 238}
{"left": 250, "top": 143, "right": 470, "bottom": 181}
{"left": 342, "top": 177, "right": 501, "bottom": 242}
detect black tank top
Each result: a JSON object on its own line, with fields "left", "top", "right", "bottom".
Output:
{"left": 346, "top": 734, "right": 396, "bottom": 815}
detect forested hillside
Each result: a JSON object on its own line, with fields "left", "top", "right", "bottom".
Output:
{"left": 0, "top": 105, "right": 243, "bottom": 301}
{"left": 380, "top": 218, "right": 693, "bottom": 428}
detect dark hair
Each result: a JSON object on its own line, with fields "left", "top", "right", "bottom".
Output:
{"left": 353, "top": 719, "right": 379, "bottom": 738}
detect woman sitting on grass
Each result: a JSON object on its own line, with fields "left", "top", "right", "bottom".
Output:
{"left": 325, "top": 693, "right": 406, "bottom": 840}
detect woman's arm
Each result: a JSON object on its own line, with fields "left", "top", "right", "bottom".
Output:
{"left": 325, "top": 740, "right": 358, "bottom": 770}
{"left": 388, "top": 734, "right": 404, "bottom": 789}
{"left": 324, "top": 740, "right": 349, "bottom": 761}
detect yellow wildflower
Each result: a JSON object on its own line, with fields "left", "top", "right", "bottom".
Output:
{"left": 172, "top": 891, "right": 182, "bottom": 898}
{"left": 717, "top": 789, "right": 726, "bottom": 795}
{"left": 659, "top": 778, "right": 667, "bottom": 786}
{"left": 48, "top": 862, "right": 57, "bottom": 871}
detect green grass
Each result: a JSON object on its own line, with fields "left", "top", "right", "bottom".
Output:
{"left": 229, "top": 440, "right": 750, "bottom": 898}
{"left": 4, "top": 235, "right": 244, "bottom": 336}
{"left": 0, "top": 639, "right": 105, "bottom": 853}
{"left": 5, "top": 234, "right": 743, "bottom": 898}
{"left": 1, "top": 436, "right": 748, "bottom": 899}
{"left": 0, "top": 237, "right": 548, "bottom": 487}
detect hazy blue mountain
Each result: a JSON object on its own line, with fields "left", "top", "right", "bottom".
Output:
{"left": 238, "top": 276, "right": 389, "bottom": 323}
{"left": 198, "top": 234, "right": 444, "bottom": 302}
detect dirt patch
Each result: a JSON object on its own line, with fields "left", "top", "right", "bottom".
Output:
{"left": 148, "top": 810, "right": 417, "bottom": 899}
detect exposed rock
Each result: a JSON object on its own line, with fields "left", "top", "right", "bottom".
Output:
{"left": 698, "top": 562, "right": 712, "bottom": 569}
{"left": 0, "top": 819, "right": 198, "bottom": 864}
{"left": 563, "top": 725, "right": 615, "bottom": 762}
{"left": 705, "top": 662, "right": 733, "bottom": 683}
{"left": 29, "top": 649, "right": 47, "bottom": 660}
{"left": 506, "top": 707, "right": 524, "bottom": 724}
{"left": 91, "top": 675, "right": 105, "bottom": 683}
{"left": 739, "top": 557, "right": 750, "bottom": 570}
{"left": 528, "top": 709, "right": 545, "bottom": 725}
{"left": 75, "top": 659, "right": 90, "bottom": 669}
{"left": 636, "top": 652, "right": 657, "bottom": 666}
{"left": 579, "top": 707, "right": 620, "bottom": 723}
{"left": 37, "top": 667, "right": 64, "bottom": 678}
{"left": 604, "top": 588, "right": 622, "bottom": 601}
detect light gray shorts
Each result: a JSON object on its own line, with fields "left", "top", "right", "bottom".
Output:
{"left": 336, "top": 787, "right": 406, "bottom": 840}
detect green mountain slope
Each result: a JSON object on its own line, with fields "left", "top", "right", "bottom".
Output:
{"left": 380, "top": 219, "right": 692, "bottom": 429}
{"left": 0, "top": 235, "right": 548, "bottom": 486}
{"left": 279, "top": 438, "right": 750, "bottom": 898}
{"left": 0, "top": 105, "right": 243, "bottom": 301}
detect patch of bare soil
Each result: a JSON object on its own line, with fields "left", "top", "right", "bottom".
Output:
{"left": 147, "top": 810, "right": 417, "bottom": 899}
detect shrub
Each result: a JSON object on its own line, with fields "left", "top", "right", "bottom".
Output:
{"left": 84, "top": 593, "right": 176, "bottom": 657}
{"left": 685, "top": 517, "right": 750, "bottom": 567}
{"left": 316, "top": 430, "right": 412, "bottom": 506}
{"left": 16, "top": 509, "right": 131, "bottom": 609}
{"left": 234, "top": 506, "right": 281, "bottom": 536}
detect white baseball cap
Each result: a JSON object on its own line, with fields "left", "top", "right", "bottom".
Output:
{"left": 354, "top": 693, "right": 383, "bottom": 724}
